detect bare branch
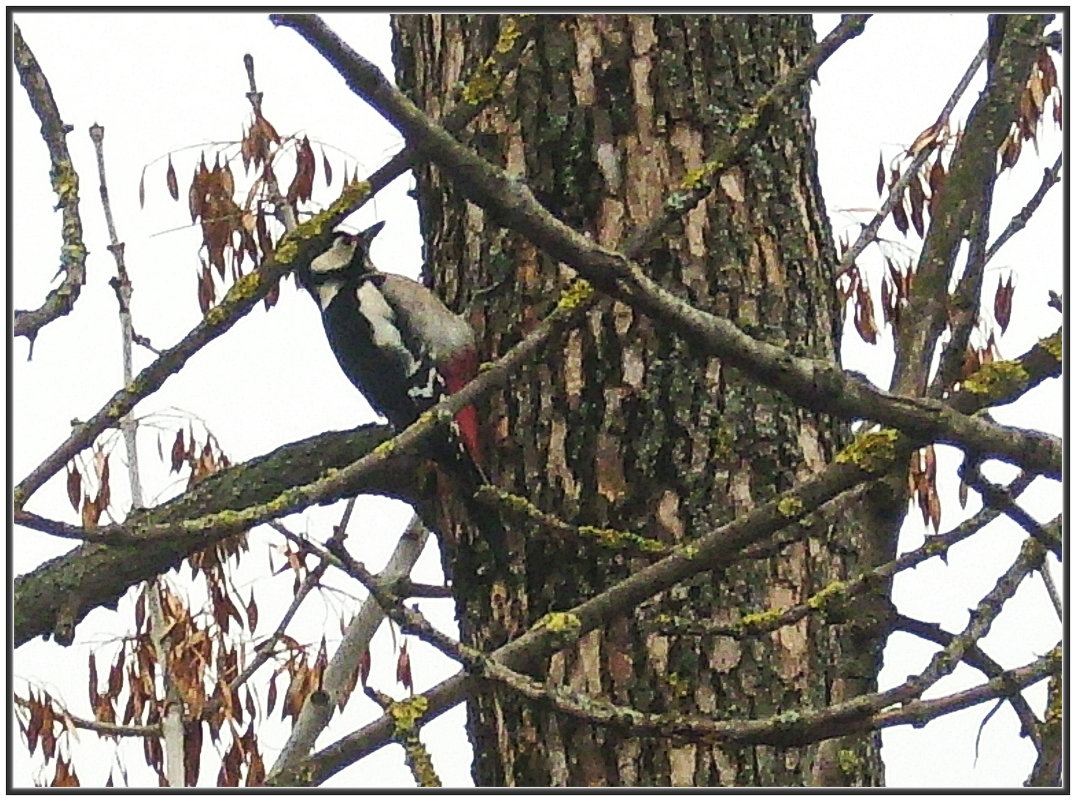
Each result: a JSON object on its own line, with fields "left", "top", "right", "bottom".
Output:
{"left": 985, "top": 153, "right": 1063, "bottom": 262}
{"left": 12, "top": 25, "right": 88, "bottom": 351}
{"left": 892, "top": 613, "right": 1041, "bottom": 751}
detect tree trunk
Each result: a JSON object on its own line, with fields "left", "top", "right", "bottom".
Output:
{"left": 392, "top": 13, "right": 887, "bottom": 787}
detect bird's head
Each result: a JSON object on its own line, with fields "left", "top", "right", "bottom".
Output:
{"left": 307, "top": 221, "right": 385, "bottom": 280}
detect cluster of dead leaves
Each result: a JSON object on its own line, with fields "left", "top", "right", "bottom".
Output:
{"left": 875, "top": 133, "right": 950, "bottom": 240}
{"left": 1000, "top": 46, "right": 1061, "bottom": 170}
{"left": 143, "top": 105, "right": 352, "bottom": 317}
{"left": 16, "top": 690, "right": 80, "bottom": 786}
{"left": 66, "top": 444, "right": 111, "bottom": 529}
{"left": 908, "top": 445, "right": 942, "bottom": 535}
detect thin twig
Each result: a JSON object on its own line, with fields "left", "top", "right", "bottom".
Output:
{"left": 14, "top": 694, "right": 160, "bottom": 739}
{"left": 92, "top": 121, "right": 187, "bottom": 787}
{"left": 892, "top": 613, "right": 1041, "bottom": 750}
{"left": 985, "top": 153, "right": 1063, "bottom": 262}
{"left": 834, "top": 40, "right": 988, "bottom": 281}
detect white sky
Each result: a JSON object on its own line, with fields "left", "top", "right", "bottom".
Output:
{"left": 10, "top": 11, "right": 1063, "bottom": 790}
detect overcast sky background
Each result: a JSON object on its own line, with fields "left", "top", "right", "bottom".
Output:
{"left": 11, "top": 12, "right": 1063, "bottom": 789}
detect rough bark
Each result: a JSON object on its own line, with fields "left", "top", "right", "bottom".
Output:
{"left": 393, "top": 13, "right": 887, "bottom": 787}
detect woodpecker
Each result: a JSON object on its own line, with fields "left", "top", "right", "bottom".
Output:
{"left": 295, "top": 221, "right": 484, "bottom": 468}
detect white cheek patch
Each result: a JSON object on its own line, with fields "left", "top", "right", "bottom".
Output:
{"left": 310, "top": 242, "right": 352, "bottom": 275}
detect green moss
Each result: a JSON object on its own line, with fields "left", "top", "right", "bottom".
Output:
{"left": 834, "top": 428, "right": 900, "bottom": 473}
{"left": 962, "top": 359, "right": 1029, "bottom": 398}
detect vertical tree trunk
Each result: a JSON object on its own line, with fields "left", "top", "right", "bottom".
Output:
{"left": 393, "top": 13, "right": 887, "bottom": 787}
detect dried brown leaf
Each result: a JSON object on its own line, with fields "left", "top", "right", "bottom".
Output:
{"left": 170, "top": 429, "right": 186, "bottom": 473}
{"left": 184, "top": 721, "right": 203, "bottom": 788}
{"left": 908, "top": 120, "right": 943, "bottom": 158}
{"left": 360, "top": 648, "right": 371, "bottom": 689}
{"left": 95, "top": 452, "right": 111, "bottom": 513}
{"left": 396, "top": 643, "right": 413, "bottom": 693}
{"left": 81, "top": 494, "right": 101, "bottom": 529}
{"left": 66, "top": 463, "right": 82, "bottom": 512}
{"left": 322, "top": 145, "right": 333, "bottom": 187}
{"left": 166, "top": 155, "right": 179, "bottom": 201}
{"left": 875, "top": 152, "right": 885, "bottom": 196}
{"left": 994, "top": 273, "right": 1014, "bottom": 333}
{"left": 197, "top": 264, "right": 215, "bottom": 315}
{"left": 891, "top": 194, "right": 909, "bottom": 236}
{"left": 908, "top": 175, "right": 926, "bottom": 237}
{"left": 246, "top": 591, "right": 259, "bottom": 633}
{"left": 41, "top": 700, "right": 57, "bottom": 760}
{"left": 853, "top": 279, "right": 878, "bottom": 344}
{"left": 287, "top": 136, "right": 316, "bottom": 206}
{"left": 138, "top": 165, "right": 146, "bottom": 209}
{"left": 928, "top": 487, "right": 942, "bottom": 534}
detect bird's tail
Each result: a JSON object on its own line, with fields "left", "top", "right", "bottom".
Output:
{"left": 432, "top": 431, "right": 509, "bottom": 577}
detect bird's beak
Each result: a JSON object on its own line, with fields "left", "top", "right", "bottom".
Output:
{"left": 360, "top": 221, "right": 386, "bottom": 243}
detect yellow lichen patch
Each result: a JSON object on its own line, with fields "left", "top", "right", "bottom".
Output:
{"left": 776, "top": 495, "right": 804, "bottom": 518}
{"left": 806, "top": 579, "right": 849, "bottom": 611}
{"left": 389, "top": 695, "right": 430, "bottom": 733}
{"left": 1040, "top": 331, "right": 1062, "bottom": 362}
{"left": 681, "top": 162, "right": 719, "bottom": 190}
{"left": 461, "top": 61, "right": 500, "bottom": 105}
{"left": 493, "top": 16, "right": 524, "bottom": 54}
{"left": 739, "top": 608, "right": 784, "bottom": 631}
{"left": 532, "top": 612, "right": 584, "bottom": 649}
{"left": 371, "top": 439, "right": 397, "bottom": 458}
{"left": 556, "top": 279, "right": 594, "bottom": 311}
{"left": 579, "top": 525, "right": 668, "bottom": 554}
{"left": 834, "top": 428, "right": 900, "bottom": 474}
{"left": 962, "top": 359, "right": 1029, "bottom": 398}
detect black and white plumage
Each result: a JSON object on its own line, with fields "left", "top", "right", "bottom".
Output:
{"left": 296, "top": 222, "right": 484, "bottom": 467}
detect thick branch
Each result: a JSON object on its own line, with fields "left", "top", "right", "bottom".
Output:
{"left": 13, "top": 424, "right": 404, "bottom": 647}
